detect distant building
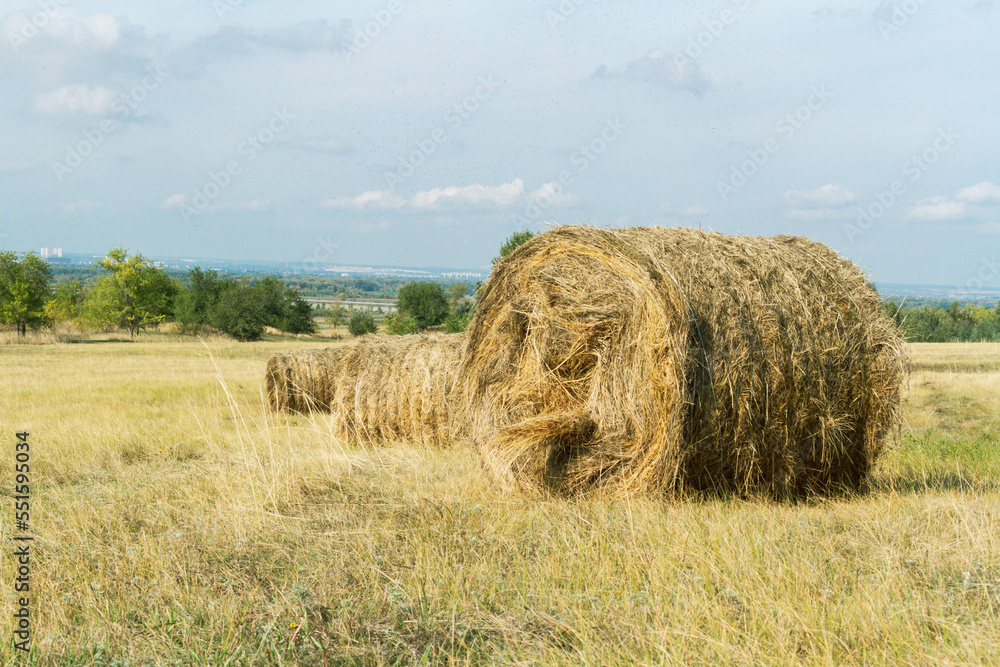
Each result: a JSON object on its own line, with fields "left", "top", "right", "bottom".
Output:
{"left": 40, "top": 247, "right": 70, "bottom": 265}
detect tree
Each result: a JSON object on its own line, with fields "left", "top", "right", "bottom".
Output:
{"left": 447, "top": 282, "right": 468, "bottom": 308}
{"left": 45, "top": 280, "right": 86, "bottom": 324}
{"left": 254, "top": 277, "right": 317, "bottom": 335}
{"left": 174, "top": 267, "right": 222, "bottom": 333}
{"left": 384, "top": 312, "right": 418, "bottom": 335}
{"left": 492, "top": 230, "right": 535, "bottom": 265}
{"left": 0, "top": 252, "right": 53, "bottom": 336}
{"left": 325, "top": 305, "right": 349, "bottom": 329}
{"left": 86, "top": 248, "right": 177, "bottom": 337}
{"left": 397, "top": 281, "right": 449, "bottom": 329}
{"left": 348, "top": 310, "right": 377, "bottom": 336}
{"left": 209, "top": 280, "right": 266, "bottom": 342}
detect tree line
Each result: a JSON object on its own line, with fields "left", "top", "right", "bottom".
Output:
{"left": 883, "top": 301, "right": 1000, "bottom": 343}
{"left": 1, "top": 248, "right": 315, "bottom": 341}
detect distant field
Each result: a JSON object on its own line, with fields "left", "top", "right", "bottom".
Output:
{"left": 0, "top": 340, "right": 997, "bottom": 664}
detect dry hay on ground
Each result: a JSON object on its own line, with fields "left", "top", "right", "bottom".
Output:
{"left": 266, "top": 333, "right": 465, "bottom": 447}
{"left": 459, "top": 225, "right": 907, "bottom": 498}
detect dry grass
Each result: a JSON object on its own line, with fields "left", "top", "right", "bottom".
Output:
{"left": 0, "top": 340, "right": 996, "bottom": 665}
{"left": 462, "top": 226, "right": 906, "bottom": 499}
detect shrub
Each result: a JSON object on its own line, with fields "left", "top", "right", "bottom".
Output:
{"left": 384, "top": 312, "right": 418, "bottom": 335}
{"left": 348, "top": 310, "right": 377, "bottom": 336}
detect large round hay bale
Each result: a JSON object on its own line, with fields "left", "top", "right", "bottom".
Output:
{"left": 267, "top": 334, "right": 465, "bottom": 447}
{"left": 459, "top": 226, "right": 906, "bottom": 498}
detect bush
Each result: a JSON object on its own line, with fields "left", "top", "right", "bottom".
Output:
{"left": 443, "top": 313, "right": 472, "bottom": 333}
{"left": 384, "top": 312, "right": 418, "bottom": 335}
{"left": 397, "top": 282, "right": 449, "bottom": 329}
{"left": 348, "top": 310, "right": 377, "bottom": 336}
{"left": 209, "top": 281, "right": 266, "bottom": 342}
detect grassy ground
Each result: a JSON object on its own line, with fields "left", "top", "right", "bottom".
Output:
{"left": 0, "top": 339, "right": 997, "bottom": 665}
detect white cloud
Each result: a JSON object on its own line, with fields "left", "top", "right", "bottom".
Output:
{"left": 956, "top": 181, "right": 1000, "bottom": 204}
{"left": 680, "top": 204, "right": 708, "bottom": 217}
{"left": 321, "top": 190, "right": 405, "bottom": 210}
{"left": 782, "top": 185, "right": 855, "bottom": 220}
{"left": 527, "top": 182, "right": 575, "bottom": 207}
{"left": 302, "top": 137, "right": 353, "bottom": 154}
{"left": 592, "top": 49, "right": 710, "bottom": 96}
{"left": 908, "top": 196, "right": 968, "bottom": 221}
{"left": 784, "top": 184, "right": 856, "bottom": 208}
{"left": 235, "top": 199, "right": 272, "bottom": 211}
{"left": 62, "top": 200, "right": 99, "bottom": 214}
{"left": 321, "top": 179, "right": 557, "bottom": 212}
{"left": 34, "top": 85, "right": 117, "bottom": 115}
{"left": 1, "top": 10, "right": 121, "bottom": 50}
{"left": 161, "top": 194, "right": 188, "bottom": 209}
{"left": 410, "top": 179, "right": 525, "bottom": 209}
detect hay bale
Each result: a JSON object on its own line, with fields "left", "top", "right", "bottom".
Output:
{"left": 460, "top": 225, "right": 906, "bottom": 497}
{"left": 266, "top": 334, "right": 465, "bottom": 447}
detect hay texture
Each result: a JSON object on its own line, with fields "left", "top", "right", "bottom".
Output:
{"left": 460, "top": 226, "right": 906, "bottom": 498}
{"left": 266, "top": 333, "right": 465, "bottom": 447}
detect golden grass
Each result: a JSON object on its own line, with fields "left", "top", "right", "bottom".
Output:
{"left": 0, "top": 340, "right": 996, "bottom": 664}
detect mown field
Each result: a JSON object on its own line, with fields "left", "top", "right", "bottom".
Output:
{"left": 0, "top": 337, "right": 998, "bottom": 665}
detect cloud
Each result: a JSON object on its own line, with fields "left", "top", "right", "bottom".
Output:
{"left": 680, "top": 204, "right": 708, "bottom": 217}
{"left": 186, "top": 20, "right": 350, "bottom": 62}
{"left": 161, "top": 194, "right": 188, "bottom": 209}
{"left": 321, "top": 190, "right": 405, "bottom": 210}
{"left": 592, "top": 49, "right": 710, "bottom": 96}
{"left": 34, "top": 84, "right": 117, "bottom": 115}
{"left": 61, "top": 200, "right": 100, "bottom": 214}
{"left": 527, "top": 182, "right": 576, "bottom": 207}
{"left": 302, "top": 137, "right": 353, "bottom": 155}
{"left": 956, "top": 181, "right": 1000, "bottom": 205}
{"left": 908, "top": 196, "right": 968, "bottom": 221}
{"left": 322, "top": 179, "right": 567, "bottom": 212}
{"left": 235, "top": 199, "right": 272, "bottom": 212}
{"left": 784, "top": 184, "right": 856, "bottom": 208}
{"left": 410, "top": 179, "right": 526, "bottom": 209}
{"left": 1, "top": 9, "right": 121, "bottom": 51}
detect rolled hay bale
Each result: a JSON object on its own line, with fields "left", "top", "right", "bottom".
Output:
{"left": 266, "top": 333, "right": 466, "bottom": 447}
{"left": 459, "top": 225, "right": 906, "bottom": 498}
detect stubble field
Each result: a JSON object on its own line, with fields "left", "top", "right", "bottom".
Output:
{"left": 0, "top": 337, "right": 998, "bottom": 665}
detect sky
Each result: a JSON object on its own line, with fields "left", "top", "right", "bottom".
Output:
{"left": 0, "top": 0, "right": 997, "bottom": 283}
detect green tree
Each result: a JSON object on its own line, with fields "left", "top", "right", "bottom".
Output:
{"left": 447, "top": 282, "right": 468, "bottom": 308}
{"left": 397, "top": 281, "right": 449, "bottom": 329}
{"left": 174, "top": 267, "right": 222, "bottom": 333}
{"left": 0, "top": 252, "right": 53, "bottom": 336}
{"left": 208, "top": 280, "right": 266, "bottom": 342}
{"left": 45, "top": 280, "right": 86, "bottom": 324}
{"left": 348, "top": 310, "right": 377, "bottom": 336}
{"left": 492, "top": 230, "right": 535, "bottom": 265}
{"left": 254, "top": 277, "right": 317, "bottom": 335}
{"left": 85, "top": 248, "right": 178, "bottom": 337}
{"left": 384, "top": 312, "right": 418, "bottom": 335}
{"left": 325, "top": 305, "right": 349, "bottom": 329}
